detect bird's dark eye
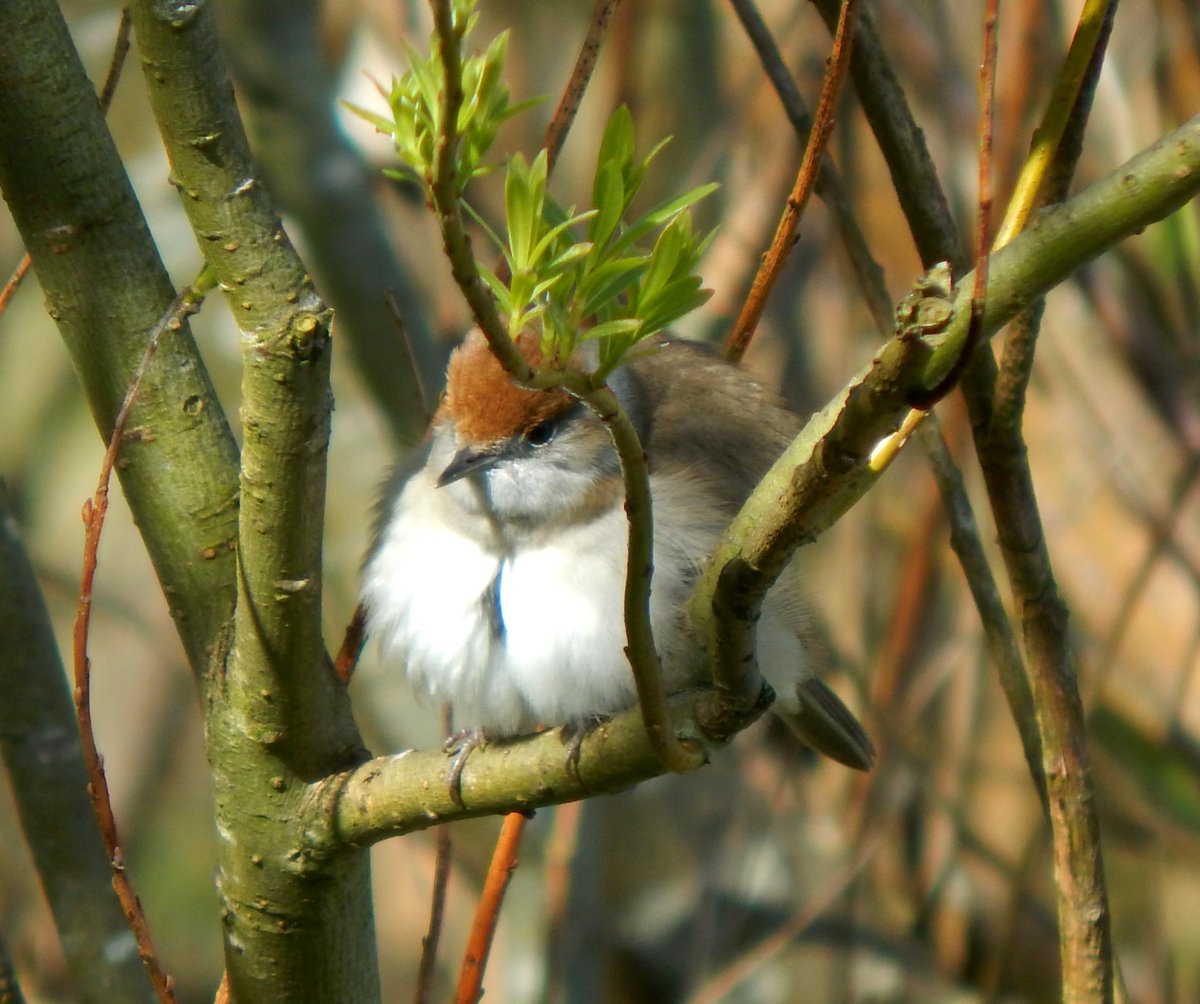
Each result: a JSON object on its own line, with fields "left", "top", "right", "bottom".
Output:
{"left": 524, "top": 419, "right": 557, "bottom": 448}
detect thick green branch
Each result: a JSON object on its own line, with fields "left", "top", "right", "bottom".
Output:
{"left": 128, "top": 2, "right": 375, "bottom": 1000}
{"left": 319, "top": 694, "right": 727, "bottom": 846}
{"left": 689, "top": 115, "right": 1200, "bottom": 723}
{"left": 0, "top": 0, "right": 241, "bottom": 680}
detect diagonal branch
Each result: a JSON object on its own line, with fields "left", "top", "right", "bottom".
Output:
{"left": 314, "top": 117, "right": 1200, "bottom": 843}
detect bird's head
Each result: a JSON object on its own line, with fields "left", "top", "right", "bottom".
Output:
{"left": 428, "top": 330, "right": 622, "bottom": 529}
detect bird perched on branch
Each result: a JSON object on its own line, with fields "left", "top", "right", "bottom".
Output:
{"left": 361, "top": 331, "right": 873, "bottom": 772}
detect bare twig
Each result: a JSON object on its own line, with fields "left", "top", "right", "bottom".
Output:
{"left": 334, "top": 603, "right": 367, "bottom": 684}
{"left": 72, "top": 275, "right": 211, "bottom": 1003}
{"left": 686, "top": 836, "right": 881, "bottom": 1004}
{"left": 414, "top": 824, "right": 454, "bottom": 1004}
{"left": 542, "top": 0, "right": 622, "bottom": 175}
{"left": 425, "top": 0, "right": 703, "bottom": 774}
{"left": 455, "top": 812, "right": 527, "bottom": 1004}
{"left": 962, "top": 3, "right": 1121, "bottom": 999}
{"left": 723, "top": 0, "right": 861, "bottom": 363}
{"left": 725, "top": 0, "right": 892, "bottom": 335}
{"left": 0, "top": 255, "right": 30, "bottom": 317}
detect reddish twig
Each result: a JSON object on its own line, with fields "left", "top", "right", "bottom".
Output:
{"left": 543, "top": 0, "right": 622, "bottom": 175}
{"left": 722, "top": 0, "right": 860, "bottom": 363}
{"left": 0, "top": 254, "right": 31, "bottom": 317}
{"left": 71, "top": 279, "right": 209, "bottom": 1003}
{"left": 455, "top": 812, "right": 528, "bottom": 1004}
{"left": 333, "top": 602, "right": 367, "bottom": 684}
{"left": 918, "top": 0, "right": 998, "bottom": 407}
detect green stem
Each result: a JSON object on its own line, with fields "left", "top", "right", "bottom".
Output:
{"left": 425, "top": 0, "right": 703, "bottom": 774}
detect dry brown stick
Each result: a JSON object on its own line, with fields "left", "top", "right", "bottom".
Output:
{"left": 413, "top": 823, "right": 454, "bottom": 1004}
{"left": 722, "top": 0, "right": 860, "bottom": 363}
{"left": 71, "top": 279, "right": 209, "bottom": 1004}
{"left": 543, "top": 0, "right": 622, "bottom": 175}
{"left": 455, "top": 812, "right": 528, "bottom": 1004}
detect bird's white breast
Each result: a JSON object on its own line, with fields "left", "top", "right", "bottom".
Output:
{"left": 361, "top": 471, "right": 644, "bottom": 734}
{"left": 362, "top": 465, "right": 811, "bottom": 736}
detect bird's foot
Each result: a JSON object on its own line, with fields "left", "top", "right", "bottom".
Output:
{"left": 559, "top": 715, "right": 608, "bottom": 782}
{"left": 443, "top": 727, "right": 487, "bottom": 806}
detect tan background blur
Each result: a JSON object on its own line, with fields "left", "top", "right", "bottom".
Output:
{"left": 2, "top": 1, "right": 1199, "bottom": 1001}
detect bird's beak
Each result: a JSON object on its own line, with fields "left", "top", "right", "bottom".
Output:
{"left": 437, "top": 446, "right": 501, "bottom": 488}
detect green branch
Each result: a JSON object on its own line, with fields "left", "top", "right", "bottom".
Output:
{"left": 305, "top": 115, "right": 1200, "bottom": 843}
{"left": 0, "top": 0, "right": 241, "bottom": 680}
{"left": 127, "top": 2, "right": 376, "bottom": 1000}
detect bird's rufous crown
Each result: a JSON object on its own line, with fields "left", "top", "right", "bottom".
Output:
{"left": 436, "top": 330, "right": 573, "bottom": 446}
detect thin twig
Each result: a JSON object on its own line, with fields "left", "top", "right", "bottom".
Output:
{"left": 723, "top": 0, "right": 861, "bottom": 363}
{"left": 0, "top": 255, "right": 30, "bottom": 317}
{"left": 962, "top": 3, "right": 1121, "bottom": 999}
{"left": 334, "top": 603, "right": 367, "bottom": 684}
{"left": 685, "top": 836, "right": 881, "bottom": 1004}
{"left": 414, "top": 823, "right": 454, "bottom": 1004}
{"left": 543, "top": 0, "right": 622, "bottom": 175}
{"left": 426, "top": 0, "right": 703, "bottom": 775}
{"left": 916, "top": 0, "right": 998, "bottom": 406}
{"left": 72, "top": 276, "right": 212, "bottom": 1004}
{"left": 98, "top": 8, "right": 133, "bottom": 111}
{"left": 455, "top": 812, "right": 527, "bottom": 1004}
{"left": 725, "top": 0, "right": 892, "bottom": 335}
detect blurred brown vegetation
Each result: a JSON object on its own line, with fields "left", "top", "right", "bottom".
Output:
{"left": 2, "top": 0, "right": 1199, "bottom": 1002}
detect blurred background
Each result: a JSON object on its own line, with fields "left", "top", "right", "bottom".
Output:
{"left": 2, "top": 0, "right": 1199, "bottom": 1001}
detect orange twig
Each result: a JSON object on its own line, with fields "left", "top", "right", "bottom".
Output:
{"left": 723, "top": 0, "right": 860, "bottom": 363}
{"left": 72, "top": 282, "right": 207, "bottom": 1003}
{"left": 0, "top": 254, "right": 30, "bottom": 317}
{"left": 455, "top": 812, "right": 528, "bottom": 1004}
{"left": 333, "top": 603, "right": 367, "bottom": 684}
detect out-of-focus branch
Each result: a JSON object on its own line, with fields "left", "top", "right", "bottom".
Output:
{"left": 217, "top": 0, "right": 440, "bottom": 443}
{"left": 723, "top": 0, "right": 860, "bottom": 363}
{"left": 0, "top": 479, "right": 154, "bottom": 1004}
{"left": 542, "top": 0, "right": 622, "bottom": 174}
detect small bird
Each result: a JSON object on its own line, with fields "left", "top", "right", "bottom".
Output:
{"left": 361, "top": 330, "right": 873, "bottom": 771}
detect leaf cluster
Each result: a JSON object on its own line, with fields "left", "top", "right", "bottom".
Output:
{"left": 347, "top": 4, "right": 532, "bottom": 195}
{"left": 485, "top": 107, "right": 717, "bottom": 377}
{"left": 351, "top": 0, "right": 716, "bottom": 379}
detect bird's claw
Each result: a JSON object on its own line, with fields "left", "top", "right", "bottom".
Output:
{"left": 443, "top": 727, "right": 486, "bottom": 806}
{"left": 559, "top": 715, "right": 607, "bottom": 782}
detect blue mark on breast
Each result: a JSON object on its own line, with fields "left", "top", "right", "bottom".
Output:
{"left": 487, "top": 561, "right": 507, "bottom": 642}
